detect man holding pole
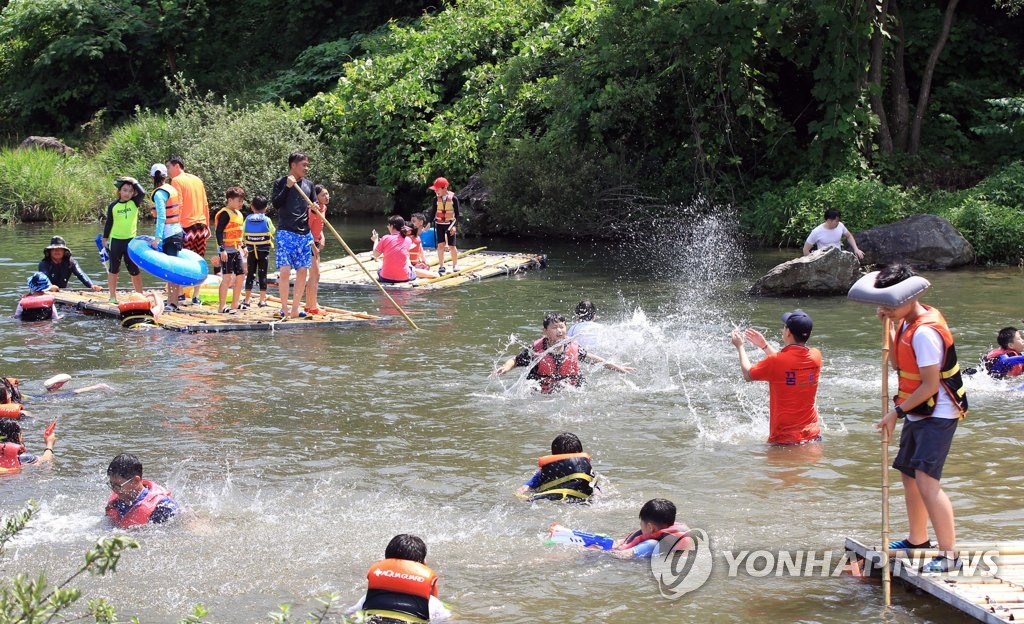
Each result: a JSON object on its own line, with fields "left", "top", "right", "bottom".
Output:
{"left": 873, "top": 264, "right": 968, "bottom": 574}
{"left": 271, "top": 152, "right": 316, "bottom": 318}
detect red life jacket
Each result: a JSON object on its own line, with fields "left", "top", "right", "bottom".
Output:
{"left": 0, "top": 441, "right": 25, "bottom": 474}
{"left": 118, "top": 299, "right": 155, "bottom": 329}
{"left": 105, "top": 480, "right": 173, "bottom": 528}
{"left": 363, "top": 558, "right": 439, "bottom": 623}
{"left": 0, "top": 403, "right": 24, "bottom": 419}
{"left": 892, "top": 306, "right": 968, "bottom": 417}
{"left": 533, "top": 452, "right": 595, "bottom": 501}
{"left": 619, "top": 522, "right": 693, "bottom": 552}
{"left": 409, "top": 235, "right": 425, "bottom": 266}
{"left": 985, "top": 347, "right": 1024, "bottom": 378}
{"left": 20, "top": 294, "right": 55, "bottom": 309}
{"left": 530, "top": 338, "right": 582, "bottom": 393}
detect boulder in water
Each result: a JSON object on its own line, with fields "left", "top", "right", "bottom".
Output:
{"left": 748, "top": 247, "right": 862, "bottom": 296}
{"left": 857, "top": 214, "right": 974, "bottom": 269}
{"left": 331, "top": 183, "right": 392, "bottom": 215}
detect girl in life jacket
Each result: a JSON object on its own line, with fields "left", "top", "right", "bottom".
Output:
{"left": 493, "top": 313, "right": 636, "bottom": 393}
{"left": 517, "top": 432, "right": 597, "bottom": 502}
{"left": 347, "top": 534, "right": 451, "bottom": 623}
{"left": 0, "top": 419, "right": 56, "bottom": 474}
{"left": 16, "top": 273, "right": 58, "bottom": 322}
{"left": 611, "top": 498, "right": 693, "bottom": 559}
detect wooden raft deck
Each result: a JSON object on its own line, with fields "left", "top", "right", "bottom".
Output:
{"left": 846, "top": 537, "right": 1024, "bottom": 622}
{"left": 271, "top": 247, "right": 546, "bottom": 291}
{"left": 52, "top": 290, "right": 385, "bottom": 333}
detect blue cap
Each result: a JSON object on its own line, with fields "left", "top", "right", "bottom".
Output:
{"left": 782, "top": 309, "right": 813, "bottom": 341}
{"left": 27, "top": 272, "right": 51, "bottom": 292}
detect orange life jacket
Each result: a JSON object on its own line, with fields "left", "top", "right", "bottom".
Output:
{"left": 215, "top": 208, "right": 245, "bottom": 248}
{"left": 619, "top": 522, "right": 693, "bottom": 552}
{"left": 892, "top": 305, "right": 968, "bottom": 417}
{"left": 363, "top": 559, "right": 439, "bottom": 623}
{"left": 409, "top": 235, "right": 425, "bottom": 266}
{"left": 0, "top": 441, "right": 24, "bottom": 474}
{"left": 105, "top": 480, "right": 173, "bottom": 528}
{"left": 435, "top": 195, "right": 454, "bottom": 224}
{"left": 0, "top": 403, "right": 24, "bottom": 419}
{"left": 534, "top": 452, "right": 595, "bottom": 501}
{"left": 151, "top": 183, "right": 181, "bottom": 224}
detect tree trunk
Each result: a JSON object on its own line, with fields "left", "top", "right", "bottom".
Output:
{"left": 889, "top": 1, "right": 910, "bottom": 152}
{"left": 908, "top": 0, "right": 960, "bottom": 154}
{"left": 869, "top": 0, "right": 893, "bottom": 154}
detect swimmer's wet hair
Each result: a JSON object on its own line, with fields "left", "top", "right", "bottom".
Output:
{"left": 552, "top": 432, "right": 583, "bottom": 454}
{"left": 543, "top": 313, "right": 566, "bottom": 328}
{"left": 385, "top": 533, "right": 427, "bottom": 563}
{"left": 639, "top": 498, "right": 676, "bottom": 527}
{"left": 574, "top": 300, "right": 596, "bottom": 321}
{"left": 107, "top": 453, "right": 143, "bottom": 479}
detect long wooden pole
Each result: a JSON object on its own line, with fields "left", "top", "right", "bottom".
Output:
{"left": 293, "top": 184, "right": 419, "bottom": 330}
{"left": 881, "top": 317, "right": 892, "bottom": 607}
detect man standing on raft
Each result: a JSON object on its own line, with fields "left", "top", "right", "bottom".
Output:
{"left": 272, "top": 152, "right": 316, "bottom": 318}
{"left": 167, "top": 155, "right": 210, "bottom": 303}
{"left": 873, "top": 264, "right": 967, "bottom": 573}
{"left": 730, "top": 310, "right": 822, "bottom": 445}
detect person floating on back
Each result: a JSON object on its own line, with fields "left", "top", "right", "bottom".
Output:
{"left": 16, "top": 273, "right": 59, "bottom": 322}
{"left": 346, "top": 533, "right": 452, "bottom": 623}
{"left": 104, "top": 453, "right": 180, "bottom": 528}
{"left": 38, "top": 236, "right": 103, "bottom": 292}
{"left": 607, "top": 498, "right": 692, "bottom": 559}
{"left": 873, "top": 264, "right": 968, "bottom": 574}
{"left": 516, "top": 432, "right": 597, "bottom": 503}
{"left": 802, "top": 208, "right": 865, "bottom": 260}
{"left": 983, "top": 326, "right": 1024, "bottom": 379}
{"left": 493, "top": 313, "right": 635, "bottom": 393}
{"left": 730, "top": 310, "right": 822, "bottom": 445}
{"left": 0, "top": 419, "right": 56, "bottom": 474}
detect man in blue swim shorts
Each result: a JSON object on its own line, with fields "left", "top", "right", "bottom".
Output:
{"left": 271, "top": 152, "right": 316, "bottom": 318}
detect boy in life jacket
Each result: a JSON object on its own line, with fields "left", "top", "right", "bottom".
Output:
{"left": 214, "top": 186, "right": 247, "bottom": 313}
{"left": 516, "top": 432, "right": 597, "bottom": 503}
{"left": 873, "top": 264, "right": 968, "bottom": 574}
{"left": 15, "top": 273, "right": 59, "bottom": 322}
{"left": 241, "top": 195, "right": 275, "bottom": 309}
{"left": 493, "top": 313, "right": 635, "bottom": 393}
{"left": 104, "top": 453, "right": 179, "bottom": 528}
{"left": 0, "top": 419, "right": 56, "bottom": 474}
{"left": 608, "top": 498, "right": 693, "bottom": 559}
{"left": 426, "top": 177, "right": 460, "bottom": 275}
{"left": 983, "top": 326, "right": 1024, "bottom": 379}
{"left": 347, "top": 534, "right": 451, "bottom": 623}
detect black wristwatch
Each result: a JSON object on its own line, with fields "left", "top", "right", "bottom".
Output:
{"left": 894, "top": 405, "right": 906, "bottom": 419}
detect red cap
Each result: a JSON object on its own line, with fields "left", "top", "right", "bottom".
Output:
{"left": 429, "top": 177, "right": 449, "bottom": 190}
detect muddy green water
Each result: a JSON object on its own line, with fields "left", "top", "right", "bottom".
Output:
{"left": 1, "top": 217, "right": 1022, "bottom": 623}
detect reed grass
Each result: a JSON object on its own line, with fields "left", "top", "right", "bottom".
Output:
{"left": 0, "top": 148, "right": 109, "bottom": 223}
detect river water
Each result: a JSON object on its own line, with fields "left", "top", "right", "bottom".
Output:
{"left": 1, "top": 216, "right": 1021, "bottom": 623}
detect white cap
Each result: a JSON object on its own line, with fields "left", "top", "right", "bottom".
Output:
{"left": 149, "top": 163, "right": 167, "bottom": 177}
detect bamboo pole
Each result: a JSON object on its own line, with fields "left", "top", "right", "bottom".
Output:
{"left": 293, "top": 184, "right": 418, "bottom": 330}
{"left": 882, "top": 317, "right": 892, "bottom": 607}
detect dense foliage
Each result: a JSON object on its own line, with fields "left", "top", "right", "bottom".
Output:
{"left": 1, "top": 0, "right": 1023, "bottom": 260}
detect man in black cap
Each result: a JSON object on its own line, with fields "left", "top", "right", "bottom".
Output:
{"left": 38, "top": 236, "right": 102, "bottom": 291}
{"left": 730, "top": 309, "right": 822, "bottom": 445}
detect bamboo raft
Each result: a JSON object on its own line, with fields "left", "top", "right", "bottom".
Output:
{"left": 271, "top": 247, "right": 547, "bottom": 291}
{"left": 52, "top": 290, "right": 385, "bottom": 333}
{"left": 846, "top": 537, "right": 1024, "bottom": 622}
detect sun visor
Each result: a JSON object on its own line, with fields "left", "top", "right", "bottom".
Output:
{"left": 847, "top": 271, "right": 930, "bottom": 307}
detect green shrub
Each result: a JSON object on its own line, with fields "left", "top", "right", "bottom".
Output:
{"left": 97, "top": 110, "right": 171, "bottom": 180}
{"left": 942, "top": 195, "right": 1024, "bottom": 264}
{"left": 0, "top": 148, "right": 108, "bottom": 223}
{"left": 742, "top": 175, "right": 921, "bottom": 246}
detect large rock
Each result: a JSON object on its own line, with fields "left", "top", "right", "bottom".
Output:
{"left": 19, "top": 136, "right": 75, "bottom": 156}
{"left": 331, "top": 183, "right": 392, "bottom": 215}
{"left": 456, "top": 172, "right": 488, "bottom": 235}
{"left": 857, "top": 214, "right": 975, "bottom": 269}
{"left": 748, "top": 247, "right": 862, "bottom": 296}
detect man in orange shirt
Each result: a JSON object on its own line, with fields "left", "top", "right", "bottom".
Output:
{"left": 730, "top": 309, "right": 822, "bottom": 445}
{"left": 166, "top": 156, "right": 211, "bottom": 303}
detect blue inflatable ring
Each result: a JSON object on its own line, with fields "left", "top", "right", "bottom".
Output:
{"left": 127, "top": 236, "right": 209, "bottom": 286}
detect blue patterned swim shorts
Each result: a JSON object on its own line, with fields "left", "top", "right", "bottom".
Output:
{"left": 275, "top": 229, "right": 314, "bottom": 270}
